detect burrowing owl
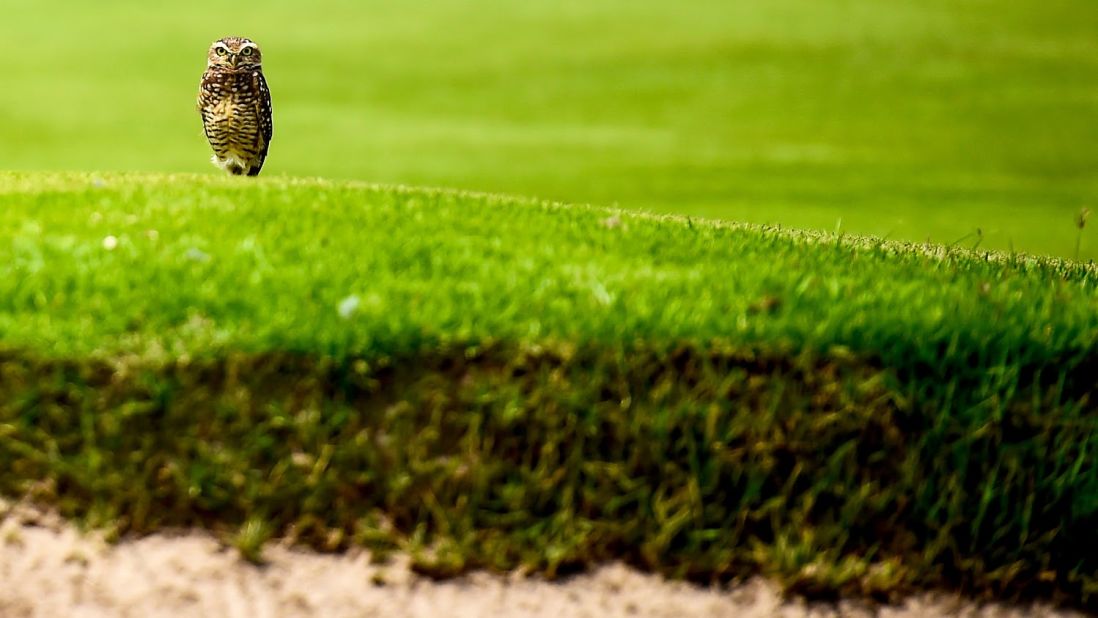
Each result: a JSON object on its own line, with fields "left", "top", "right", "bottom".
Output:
{"left": 198, "top": 37, "right": 273, "bottom": 176}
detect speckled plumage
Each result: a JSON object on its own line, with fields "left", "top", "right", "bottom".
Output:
{"left": 198, "top": 37, "right": 273, "bottom": 176}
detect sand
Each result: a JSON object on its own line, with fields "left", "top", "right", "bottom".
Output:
{"left": 0, "top": 504, "right": 1085, "bottom": 618}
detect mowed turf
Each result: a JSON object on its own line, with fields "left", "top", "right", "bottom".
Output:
{"left": 1, "top": 172, "right": 1097, "bottom": 604}
{"left": 0, "top": 172, "right": 1094, "bottom": 359}
{"left": 1, "top": 0, "right": 1096, "bottom": 259}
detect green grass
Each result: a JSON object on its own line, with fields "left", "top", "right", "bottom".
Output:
{"left": 1, "top": 172, "right": 1093, "bottom": 359}
{"left": 1, "top": 172, "right": 1097, "bottom": 605}
{"left": 2, "top": 0, "right": 1097, "bottom": 605}
{"left": 1, "top": 0, "right": 1096, "bottom": 258}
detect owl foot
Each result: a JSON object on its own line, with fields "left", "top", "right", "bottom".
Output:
{"left": 211, "top": 154, "right": 248, "bottom": 176}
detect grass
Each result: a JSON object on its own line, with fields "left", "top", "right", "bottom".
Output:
{"left": 0, "top": 172, "right": 1093, "bottom": 359}
{"left": 2, "top": 0, "right": 1097, "bottom": 606}
{"left": 1, "top": 0, "right": 1096, "bottom": 258}
{"left": 1, "top": 172, "right": 1097, "bottom": 605}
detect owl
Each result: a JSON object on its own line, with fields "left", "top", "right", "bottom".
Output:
{"left": 197, "top": 37, "right": 273, "bottom": 176}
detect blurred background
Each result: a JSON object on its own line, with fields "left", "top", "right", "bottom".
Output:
{"left": 1, "top": 0, "right": 1095, "bottom": 258}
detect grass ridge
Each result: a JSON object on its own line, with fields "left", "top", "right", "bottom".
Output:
{"left": 0, "top": 172, "right": 1096, "bottom": 606}
{"left": 1, "top": 340, "right": 1096, "bottom": 605}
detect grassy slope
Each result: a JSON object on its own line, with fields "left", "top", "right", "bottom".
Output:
{"left": 1, "top": 172, "right": 1094, "bottom": 360}
{"left": 2, "top": 172, "right": 1097, "bottom": 603}
{"left": 1, "top": 0, "right": 1096, "bottom": 258}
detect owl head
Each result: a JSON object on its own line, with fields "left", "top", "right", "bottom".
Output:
{"left": 207, "top": 37, "right": 262, "bottom": 70}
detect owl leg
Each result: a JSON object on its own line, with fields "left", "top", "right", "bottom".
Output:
{"left": 212, "top": 154, "right": 247, "bottom": 175}
{"left": 211, "top": 155, "right": 235, "bottom": 174}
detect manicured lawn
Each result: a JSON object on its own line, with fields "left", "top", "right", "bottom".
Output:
{"left": 1, "top": 0, "right": 1095, "bottom": 258}
{"left": 1, "top": 172, "right": 1096, "bottom": 604}
{"left": 2, "top": 0, "right": 1096, "bottom": 607}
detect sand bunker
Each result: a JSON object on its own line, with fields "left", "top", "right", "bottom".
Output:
{"left": 0, "top": 505, "right": 1083, "bottom": 618}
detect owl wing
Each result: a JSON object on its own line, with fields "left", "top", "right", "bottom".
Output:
{"left": 255, "top": 71, "right": 273, "bottom": 143}
{"left": 197, "top": 70, "right": 220, "bottom": 142}
{"left": 247, "top": 71, "right": 273, "bottom": 176}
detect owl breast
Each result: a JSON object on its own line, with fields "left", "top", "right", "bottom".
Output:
{"left": 199, "top": 68, "right": 273, "bottom": 176}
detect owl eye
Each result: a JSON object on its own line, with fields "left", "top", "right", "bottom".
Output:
{"left": 241, "top": 47, "right": 254, "bottom": 56}
{"left": 215, "top": 46, "right": 228, "bottom": 56}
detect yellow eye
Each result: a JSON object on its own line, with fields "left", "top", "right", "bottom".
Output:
{"left": 241, "top": 47, "right": 253, "bottom": 56}
{"left": 215, "top": 47, "right": 227, "bottom": 56}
